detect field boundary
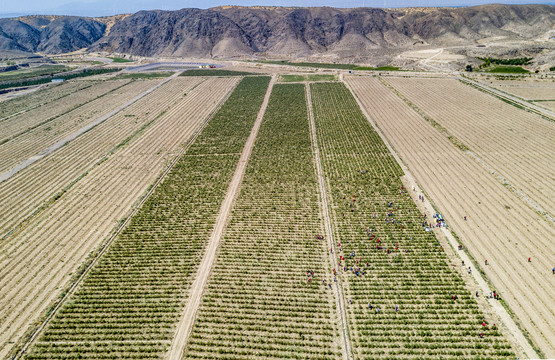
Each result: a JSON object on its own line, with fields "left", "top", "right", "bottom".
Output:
{"left": 306, "top": 83, "right": 353, "bottom": 360}
{"left": 165, "top": 75, "right": 276, "bottom": 360}
{"left": 9, "top": 75, "right": 238, "bottom": 360}
{"left": 342, "top": 77, "right": 539, "bottom": 359}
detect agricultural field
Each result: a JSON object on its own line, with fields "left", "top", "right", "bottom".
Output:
{"left": 385, "top": 77, "right": 554, "bottom": 217}
{"left": 0, "top": 79, "right": 160, "bottom": 174}
{"left": 280, "top": 74, "right": 336, "bottom": 82}
{"left": 0, "top": 65, "right": 69, "bottom": 82}
{"left": 482, "top": 82, "right": 555, "bottom": 101}
{"left": 1, "top": 65, "right": 551, "bottom": 360}
{"left": 311, "top": 82, "right": 514, "bottom": 359}
{"left": 0, "top": 77, "right": 203, "bottom": 239}
{"left": 346, "top": 75, "right": 554, "bottom": 358}
{"left": 184, "top": 83, "right": 341, "bottom": 359}
{"left": 536, "top": 100, "right": 555, "bottom": 111}
{"left": 0, "top": 79, "right": 132, "bottom": 145}
{"left": 0, "top": 80, "right": 95, "bottom": 119}
{"left": 0, "top": 76, "right": 241, "bottom": 359}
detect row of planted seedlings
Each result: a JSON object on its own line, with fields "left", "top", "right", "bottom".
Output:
{"left": 310, "top": 82, "right": 515, "bottom": 360}
{"left": 24, "top": 76, "right": 271, "bottom": 359}
{"left": 183, "top": 83, "right": 342, "bottom": 359}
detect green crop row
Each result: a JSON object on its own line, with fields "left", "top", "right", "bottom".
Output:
{"left": 24, "top": 76, "right": 271, "bottom": 359}
{"left": 310, "top": 82, "right": 514, "bottom": 360}
{"left": 183, "top": 83, "right": 341, "bottom": 359}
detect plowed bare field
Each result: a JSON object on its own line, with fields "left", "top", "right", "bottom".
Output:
{"left": 386, "top": 77, "right": 554, "bottom": 219}
{"left": 346, "top": 75, "right": 555, "bottom": 358}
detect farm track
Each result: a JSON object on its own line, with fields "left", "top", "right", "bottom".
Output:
{"left": 0, "top": 77, "right": 239, "bottom": 360}
{"left": 346, "top": 76, "right": 554, "bottom": 358}
{"left": 183, "top": 83, "right": 341, "bottom": 359}
{"left": 306, "top": 83, "right": 351, "bottom": 360}
{"left": 166, "top": 75, "right": 275, "bottom": 360}
{"left": 23, "top": 76, "right": 270, "bottom": 360}
{"left": 386, "top": 77, "right": 555, "bottom": 220}
{"left": 0, "top": 80, "right": 130, "bottom": 145}
{"left": 0, "top": 77, "right": 203, "bottom": 240}
{"left": 0, "top": 79, "right": 159, "bottom": 175}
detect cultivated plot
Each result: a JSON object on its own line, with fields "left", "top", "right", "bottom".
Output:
{"left": 0, "top": 79, "right": 159, "bottom": 174}
{"left": 1, "top": 77, "right": 240, "bottom": 359}
{"left": 184, "top": 83, "right": 341, "bottom": 359}
{"left": 386, "top": 77, "right": 555, "bottom": 219}
{"left": 22, "top": 76, "right": 270, "bottom": 359}
{"left": 312, "top": 81, "right": 515, "bottom": 359}
{"left": 346, "top": 75, "right": 554, "bottom": 358}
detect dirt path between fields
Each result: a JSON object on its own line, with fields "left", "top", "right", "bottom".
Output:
{"left": 165, "top": 75, "right": 276, "bottom": 360}
{"left": 0, "top": 72, "right": 181, "bottom": 184}
{"left": 306, "top": 83, "right": 352, "bottom": 360}
{"left": 343, "top": 77, "right": 539, "bottom": 359}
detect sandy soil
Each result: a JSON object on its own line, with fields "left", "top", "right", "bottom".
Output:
{"left": 0, "top": 77, "right": 239, "bottom": 359}
{"left": 166, "top": 75, "right": 275, "bottom": 360}
{"left": 536, "top": 100, "right": 555, "bottom": 111}
{"left": 346, "top": 75, "right": 555, "bottom": 358}
{"left": 489, "top": 84, "right": 555, "bottom": 101}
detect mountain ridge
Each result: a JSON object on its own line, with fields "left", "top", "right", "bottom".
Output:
{"left": 0, "top": 4, "right": 553, "bottom": 62}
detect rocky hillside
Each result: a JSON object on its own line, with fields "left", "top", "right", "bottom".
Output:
{"left": 0, "top": 16, "right": 105, "bottom": 54}
{"left": 0, "top": 5, "right": 553, "bottom": 58}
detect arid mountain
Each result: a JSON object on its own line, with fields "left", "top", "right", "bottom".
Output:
{"left": 0, "top": 15, "right": 105, "bottom": 54}
{"left": 0, "top": 5, "right": 553, "bottom": 59}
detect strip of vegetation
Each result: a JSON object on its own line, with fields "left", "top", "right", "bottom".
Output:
{"left": 181, "top": 69, "right": 256, "bottom": 76}
{"left": 0, "top": 65, "right": 69, "bottom": 82}
{"left": 184, "top": 83, "right": 341, "bottom": 359}
{"left": 478, "top": 57, "right": 532, "bottom": 66}
{"left": 280, "top": 74, "right": 336, "bottom": 82}
{"left": 116, "top": 72, "right": 172, "bottom": 79}
{"left": 311, "top": 82, "right": 515, "bottom": 359}
{"left": 354, "top": 66, "right": 402, "bottom": 71}
{"left": 108, "top": 57, "right": 133, "bottom": 63}
{"left": 262, "top": 60, "right": 357, "bottom": 69}
{"left": 485, "top": 65, "right": 529, "bottom": 74}
{"left": 0, "top": 68, "right": 121, "bottom": 90}
{"left": 24, "top": 76, "right": 270, "bottom": 359}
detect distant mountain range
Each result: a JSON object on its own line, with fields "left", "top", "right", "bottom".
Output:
{"left": 0, "top": 5, "right": 553, "bottom": 60}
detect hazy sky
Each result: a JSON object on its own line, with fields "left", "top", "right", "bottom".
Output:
{"left": 1, "top": 0, "right": 553, "bottom": 16}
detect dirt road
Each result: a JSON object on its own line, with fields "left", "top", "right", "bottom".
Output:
{"left": 165, "top": 75, "right": 276, "bottom": 360}
{"left": 306, "top": 83, "right": 352, "bottom": 360}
